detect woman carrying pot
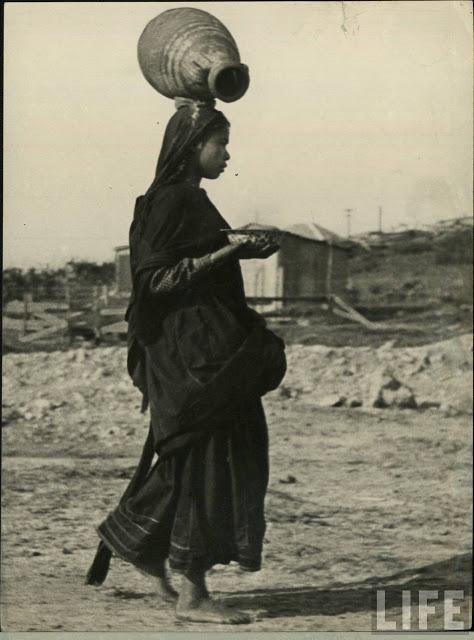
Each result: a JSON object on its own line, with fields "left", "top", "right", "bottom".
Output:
{"left": 86, "top": 98, "right": 286, "bottom": 624}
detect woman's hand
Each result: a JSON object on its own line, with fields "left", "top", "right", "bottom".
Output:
{"left": 235, "top": 241, "right": 280, "bottom": 260}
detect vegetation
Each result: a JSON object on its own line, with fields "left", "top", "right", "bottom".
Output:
{"left": 2, "top": 261, "right": 115, "bottom": 306}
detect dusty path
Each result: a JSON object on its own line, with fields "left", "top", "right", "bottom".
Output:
{"left": 2, "top": 397, "right": 472, "bottom": 631}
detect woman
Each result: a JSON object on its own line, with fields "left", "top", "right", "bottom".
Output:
{"left": 86, "top": 98, "right": 286, "bottom": 624}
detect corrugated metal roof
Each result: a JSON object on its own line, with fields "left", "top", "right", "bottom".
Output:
{"left": 284, "top": 223, "right": 351, "bottom": 248}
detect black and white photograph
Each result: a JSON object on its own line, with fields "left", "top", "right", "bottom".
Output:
{"left": 2, "top": 1, "right": 473, "bottom": 632}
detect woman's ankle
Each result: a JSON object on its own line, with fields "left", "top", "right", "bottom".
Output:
{"left": 178, "top": 571, "right": 208, "bottom": 606}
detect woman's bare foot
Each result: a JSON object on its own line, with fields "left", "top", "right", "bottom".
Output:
{"left": 176, "top": 597, "right": 251, "bottom": 624}
{"left": 137, "top": 566, "right": 178, "bottom": 602}
{"left": 175, "top": 571, "right": 251, "bottom": 624}
{"left": 154, "top": 575, "right": 179, "bottom": 603}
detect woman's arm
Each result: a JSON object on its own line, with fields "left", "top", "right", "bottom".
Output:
{"left": 148, "top": 244, "right": 240, "bottom": 295}
{"left": 148, "top": 239, "right": 279, "bottom": 296}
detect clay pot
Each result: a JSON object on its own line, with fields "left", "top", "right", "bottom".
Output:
{"left": 137, "top": 7, "right": 250, "bottom": 103}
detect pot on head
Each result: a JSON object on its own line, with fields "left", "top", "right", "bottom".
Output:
{"left": 138, "top": 7, "right": 250, "bottom": 103}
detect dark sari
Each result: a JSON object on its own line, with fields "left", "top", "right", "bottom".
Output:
{"left": 86, "top": 101, "right": 286, "bottom": 582}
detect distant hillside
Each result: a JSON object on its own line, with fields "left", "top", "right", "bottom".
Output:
{"left": 349, "top": 218, "right": 473, "bottom": 305}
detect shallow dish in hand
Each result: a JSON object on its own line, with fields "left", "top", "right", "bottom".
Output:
{"left": 223, "top": 224, "right": 283, "bottom": 247}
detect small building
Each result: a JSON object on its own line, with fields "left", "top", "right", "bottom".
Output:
{"left": 114, "top": 222, "right": 353, "bottom": 311}
{"left": 115, "top": 245, "right": 132, "bottom": 293}
{"left": 240, "top": 223, "right": 353, "bottom": 312}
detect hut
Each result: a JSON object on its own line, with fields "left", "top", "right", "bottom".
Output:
{"left": 114, "top": 245, "right": 132, "bottom": 293}
{"left": 240, "top": 223, "right": 353, "bottom": 312}
{"left": 113, "top": 222, "right": 353, "bottom": 311}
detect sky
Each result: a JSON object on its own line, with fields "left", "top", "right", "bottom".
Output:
{"left": 4, "top": 1, "right": 473, "bottom": 268}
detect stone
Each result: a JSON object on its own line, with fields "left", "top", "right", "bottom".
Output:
{"left": 417, "top": 399, "right": 441, "bottom": 411}
{"left": 74, "top": 348, "right": 86, "bottom": 363}
{"left": 382, "top": 386, "right": 417, "bottom": 409}
{"left": 32, "top": 398, "right": 53, "bottom": 411}
{"left": 317, "top": 394, "right": 346, "bottom": 408}
{"left": 279, "top": 474, "right": 297, "bottom": 484}
{"left": 2, "top": 408, "right": 22, "bottom": 426}
{"left": 367, "top": 366, "right": 416, "bottom": 409}
{"left": 377, "top": 340, "right": 396, "bottom": 352}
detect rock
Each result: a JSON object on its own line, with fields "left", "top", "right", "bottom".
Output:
{"left": 417, "top": 399, "right": 441, "bottom": 411}
{"left": 278, "top": 385, "right": 296, "bottom": 399}
{"left": 383, "top": 386, "right": 417, "bottom": 409}
{"left": 317, "top": 394, "right": 346, "bottom": 408}
{"left": 279, "top": 475, "right": 297, "bottom": 484}
{"left": 71, "top": 392, "right": 86, "bottom": 405}
{"left": 74, "top": 348, "right": 86, "bottom": 363}
{"left": 426, "top": 350, "right": 445, "bottom": 365}
{"left": 441, "top": 393, "right": 473, "bottom": 417}
{"left": 367, "top": 367, "right": 416, "bottom": 409}
{"left": 378, "top": 340, "right": 396, "bottom": 352}
{"left": 2, "top": 407, "right": 22, "bottom": 426}
{"left": 32, "top": 398, "right": 53, "bottom": 412}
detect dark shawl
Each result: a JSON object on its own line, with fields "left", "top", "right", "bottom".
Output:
{"left": 126, "top": 100, "right": 230, "bottom": 405}
{"left": 125, "top": 100, "right": 286, "bottom": 453}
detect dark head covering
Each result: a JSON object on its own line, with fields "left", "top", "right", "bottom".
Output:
{"left": 134, "top": 98, "right": 230, "bottom": 241}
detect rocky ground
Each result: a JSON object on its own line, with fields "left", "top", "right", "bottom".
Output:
{"left": 2, "top": 334, "right": 472, "bottom": 631}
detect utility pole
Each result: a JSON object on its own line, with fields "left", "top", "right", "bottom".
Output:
{"left": 378, "top": 206, "right": 383, "bottom": 233}
{"left": 345, "top": 208, "right": 353, "bottom": 238}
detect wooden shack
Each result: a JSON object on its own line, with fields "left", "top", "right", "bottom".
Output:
{"left": 240, "top": 223, "right": 352, "bottom": 311}
{"left": 113, "top": 222, "right": 353, "bottom": 311}
{"left": 115, "top": 245, "right": 132, "bottom": 293}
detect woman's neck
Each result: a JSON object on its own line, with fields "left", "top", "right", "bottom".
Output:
{"left": 180, "top": 162, "right": 202, "bottom": 188}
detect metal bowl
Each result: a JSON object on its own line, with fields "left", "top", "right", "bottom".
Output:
{"left": 223, "top": 225, "right": 283, "bottom": 247}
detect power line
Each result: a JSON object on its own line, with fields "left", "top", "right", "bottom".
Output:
{"left": 345, "top": 208, "right": 353, "bottom": 238}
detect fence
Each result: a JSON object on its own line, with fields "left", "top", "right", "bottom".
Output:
{"left": 3, "top": 284, "right": 128, "bottom": 345}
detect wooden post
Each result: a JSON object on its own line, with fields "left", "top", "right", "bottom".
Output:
{"left": 325, "top": 240, "right": 334, "bottom": 305}
{"left": 23, "top": 292, "right": 32, "bottom": 336}
{"left": 101, "top": 284, "right": 109, "bottom": 306}
{"left": 92, "top": 286, "right": 102, "bottom": 343}
{"left": 64, "top": 277, "right": 73, "bottom": 345}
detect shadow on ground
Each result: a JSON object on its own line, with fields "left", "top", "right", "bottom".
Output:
{"left": 221, "top": 553, "right": 472, "bottom": 619}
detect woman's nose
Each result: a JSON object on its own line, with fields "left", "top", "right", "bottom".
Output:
{"left": 224, "top": 150, "right": 230, "bottom": 161}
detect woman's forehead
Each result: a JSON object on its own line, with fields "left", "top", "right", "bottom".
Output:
{"left": 206, "top": 127, "right": 230, "bottom": 144}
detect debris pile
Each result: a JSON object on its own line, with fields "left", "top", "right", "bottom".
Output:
{"left": 279, "top": 333, "right": 472, "bottom": 414}
{"left": 2, "top": 335, "right": 472, "bottom": 448}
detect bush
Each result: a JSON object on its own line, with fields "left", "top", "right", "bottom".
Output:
{"left": 2, "top": 261, "right": 115, "bottom": 304}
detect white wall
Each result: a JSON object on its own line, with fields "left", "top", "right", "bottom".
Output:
{"left": 240, "top": 252, "right": 283, "bottom": 313}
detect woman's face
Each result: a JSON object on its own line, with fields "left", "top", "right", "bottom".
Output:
{"left": 197, "top": 128, "right": 230, "bottom": 179}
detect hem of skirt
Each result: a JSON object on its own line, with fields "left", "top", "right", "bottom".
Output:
{"left": 169, "top": 554, "right": 261, "bottom": 575}
{"left": 97, "top": 527, "right": 262, "bottom": 577}
{"left": 96, "top": 526, "right": 166, "bottom": 579}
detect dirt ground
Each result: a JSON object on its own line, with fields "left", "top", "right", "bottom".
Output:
{"left": 1, "top": 336, "right": 472, "bottom": 631}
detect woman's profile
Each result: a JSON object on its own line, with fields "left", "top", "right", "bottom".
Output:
{"left": 86, "top": 97, "right": 286, "bottom": 624}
